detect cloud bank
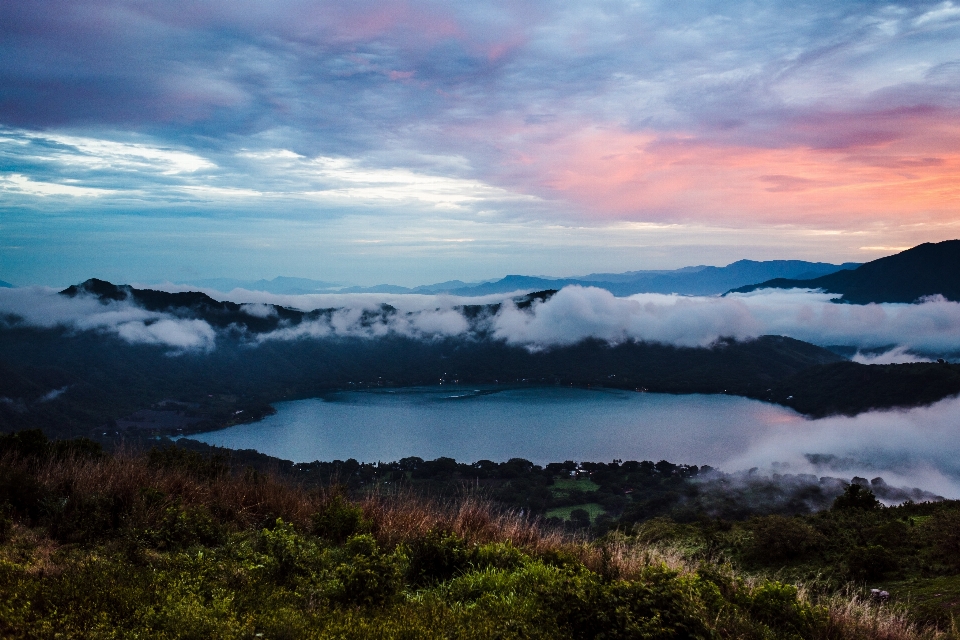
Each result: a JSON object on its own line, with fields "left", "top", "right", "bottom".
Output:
{"left": 0, "top": 287, "right": 217, "bottom": 352}
{"left": 491, "top": 286, "right": 960, "bottom": 354}
{"left": 723, "top": 395, "right": 960, "bottom": 499}
{"left": 5, "top": 284, "right": 960, "bottom": 356}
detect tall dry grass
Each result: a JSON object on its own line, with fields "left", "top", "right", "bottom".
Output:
{"left": 818, "top": 588, "right": 957, "bottom": 640}
{"left": 12, "top": 448, "right": 562, "bottom": 551}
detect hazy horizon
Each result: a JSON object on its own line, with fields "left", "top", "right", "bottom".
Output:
{"left": 3, "top": 254, "right": 868, "bottom": 290}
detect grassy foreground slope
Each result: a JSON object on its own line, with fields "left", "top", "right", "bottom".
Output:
{"left": 0, "top": 433, "right": 955, "bottom": 639}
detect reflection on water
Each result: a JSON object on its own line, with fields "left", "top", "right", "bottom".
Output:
{"left": 188, "top": 386, "right": 802, "bottom": 465}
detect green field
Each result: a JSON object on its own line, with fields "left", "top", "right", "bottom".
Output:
{"left": 545, "top": 503, "right": 607, "bottom": 522}
{"left": 550, "top": 478, "right": 600, "bottom": 495}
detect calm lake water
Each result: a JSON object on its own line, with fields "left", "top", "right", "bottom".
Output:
{"left": 188, "top": 386, "right": 803, "bottom": 466}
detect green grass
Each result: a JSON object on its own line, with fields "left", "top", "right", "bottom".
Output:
{"left": 550, "top": 478, "right": 600, "bottom": 495}
{"left": 545, "top": 503, "right": 606, "bottom": 522}
{"left": 884, "top": 575, "right": 960, "bottom": 626}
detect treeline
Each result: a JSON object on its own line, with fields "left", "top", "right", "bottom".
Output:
{"left": 160, "top": 438, "right": 942, "bottom": 534}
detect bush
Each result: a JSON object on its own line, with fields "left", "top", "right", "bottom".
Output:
{"left": 311, "top": 495, "right": 370, "bottom": 543}
{"left": 745, "top": 515, "right": 822, "bottom": 564}
{"left": 329, "top": 534, "right": 403, "bottom": 607}
{"left": 746, "top": 581, "right": 827, "bottom": 636}
{"left": 0, "top": 430, "right": 101, "bottom": 461}
{"left": 472, "top": 541, "right": 526, "bottom": 572}
{"left": 846, "top": 545, "right": 897, "bottom": 580}
{"left": 570, "top": 508, "right": 591, "bottom": 527}
{"left": 921, "top": 510, "right": 960, "bottom": 570}
{"left": 257, "top": 518, "right": 319, "bottom": 583}
{"left": 0, "top": 503, "right": 11, "bottom": 543}
{"left": 541, "top": 565, "right": 713, "bottom": 639}
{"left": 142, "top": 503, "right": 225, "bottom": 550}
{"left": 405, "top": 528, "right": 471, "bottom": 587}
{"left": 0, "top": 466, "right": 45, "bottom": 523}
{"left": 46, "top": 492, "right": 128, "bottom": 543}
{"left": 0, "top": 429, "right": 49, "bottom": 459}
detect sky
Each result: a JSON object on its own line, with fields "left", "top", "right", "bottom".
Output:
{"left": 2, "top": 0, "right": 959, "bottom": 287}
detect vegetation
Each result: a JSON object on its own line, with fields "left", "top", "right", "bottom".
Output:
{"left": 761, "top": 361, "right": 960, "bottom": 418}
{"left": 632, "top": 485, "right": 960, "bottom": 628}
{"left": 158, "top": 439, "right": 939, "bottom": 532}
{"left": 1, "top": 431, "right": 958, "bottom": 638}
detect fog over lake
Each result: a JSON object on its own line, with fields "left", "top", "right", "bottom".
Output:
{"left": 191, "top": 386, "right": 800, "bottom": 466}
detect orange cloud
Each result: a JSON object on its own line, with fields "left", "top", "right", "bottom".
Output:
{"left": 496, "top": 109, "right": 960, "bottom": 228}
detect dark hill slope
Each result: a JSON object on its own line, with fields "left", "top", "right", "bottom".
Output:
{"left": 0, "top": 324, "right": 842, "bottom": 439}
{"left": 757, "top": 360, "right": 960, "bottom": 418}
{"left": 728, "top": 240, "right": 960, "bottom": 303}
{"left": 61, "top": 278, "right": 319, "bottom": 332}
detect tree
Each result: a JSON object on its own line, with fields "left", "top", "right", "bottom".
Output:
{"left": 832, "top": 484, "right": 881, "bottom": 511}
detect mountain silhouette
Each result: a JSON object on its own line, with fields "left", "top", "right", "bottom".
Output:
{"left": 728, "top": 241, "right": 960, "bottom": 303}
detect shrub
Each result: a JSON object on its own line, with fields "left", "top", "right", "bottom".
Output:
{"left": 0, "top": 466, "right": 45, "bottom": 523}
{"left": 746, "top": 581, "right": 827, "bottom": 636}
{"left": 0, "top": 430, "right": 101, "bottom": 461}
{"left": 541, "top": 565, "right": 713, "bottom": 639}
{"left": 744, "top": 515, "right": 822, "bottom": 564}
{"left": 257, "top": 518, "right": 320, "bottom": 583}
{"left": 405, "top": 528, "right": 471, "bottom": 587}
{"left": 0, "top": 502, "right": 11, "bottom": 543}
{"left": 920, "top": 509, "right": 960, "bottom": 570}
{"left": 329, "top": 534, "right": 403, "bottom": 607}
{"left": 46, "top": 492, "right": 128, "bottom": 543}
{"left": 846, "top": 545, "right": 897, "bottom": 580}
{"left": 311, "top": 495, "right": 370, "bottom": 543}
{"left": 142, "top": 503, "right": 225, "bottom": 550}
{"left": 472, "top": 540, "right": 526, "bottom": 572}
{"left": 570, "top": 508, "right": 591, "bottom": 528}
{"left": 0, "top": 429, "right": 49, "bottom": 459}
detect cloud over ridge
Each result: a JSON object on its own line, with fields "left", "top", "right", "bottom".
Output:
{"left": 0, "top": 287, "right": 217, "bottom": 352}
{"left": 3, "top": 284, "right": 960, "bottom": 357}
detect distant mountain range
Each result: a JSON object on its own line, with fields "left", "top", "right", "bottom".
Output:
{"left": 0, "top": 280, "right": 13, "bottom": 288}
{"left": 441, "top": 260, "right": 861, "bottom": 297}
{"left": 729, "top": 240, "right": 960, "bottom": 303}
{"left": 178, "top": 276, "right": 342, "bottom": 294}
{"left": 169, "top": 259, "right": 861, "bottom": 297}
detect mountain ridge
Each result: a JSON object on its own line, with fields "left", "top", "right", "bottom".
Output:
{"left": 729, "top": 240, "right": 960, "bottom": 303}
{"left": 162, "top": 259, "right": 861, "bottom": 298}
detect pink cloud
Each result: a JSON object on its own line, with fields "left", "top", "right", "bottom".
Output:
{"left": 472, "top": 108, "right": 960, "bottom": 228}
{"left": 387, "top": 70, "right": 416, "bottom": 81}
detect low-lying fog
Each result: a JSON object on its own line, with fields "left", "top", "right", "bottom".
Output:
{"left": 4, "top": 284, "right": 960, "bottom": 358}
